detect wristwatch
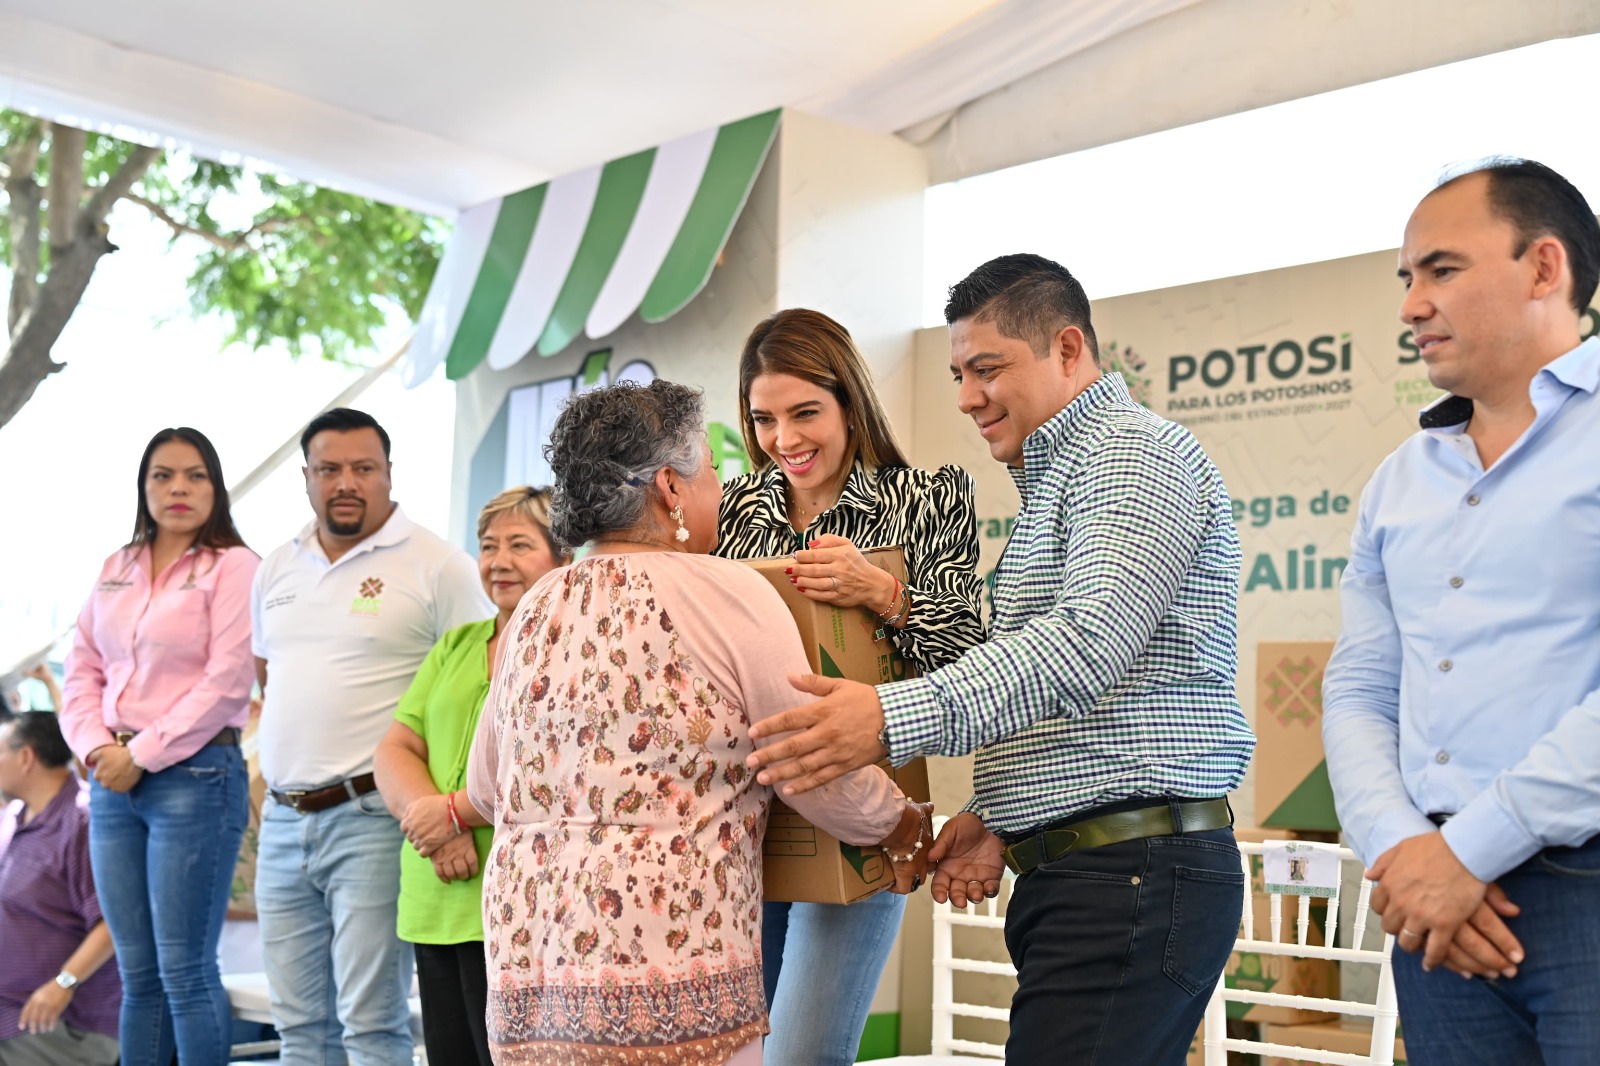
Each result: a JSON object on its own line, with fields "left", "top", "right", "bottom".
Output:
{"left": 876, "top": 722, "right": 891, "bottom": 758}
{"left": 54, "top": 970, "right": 79, "bottom": 991}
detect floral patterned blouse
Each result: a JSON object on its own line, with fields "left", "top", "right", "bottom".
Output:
{"left": 467, "top": 552, "right": 903, "bottom": 1065}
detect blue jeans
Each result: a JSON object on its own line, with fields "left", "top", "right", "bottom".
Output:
{"left": 1391, "top": 834, "right": 1600, "bottom": 1065}
{"left": 762, "top": 892, "right": 906, "bottom": 1066}
{"left": 256, "top": 791, "right": 414, "bottom": 1066}
{"left": 1003, "top": 825, "right": 1242, "bottom": 1065}
{"left": 89, "top": 745, "right": 247, "bottom": 1066}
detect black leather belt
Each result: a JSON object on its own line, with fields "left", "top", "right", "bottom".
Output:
{"left": 269, "top": 773, "right": 380, "bottom": 815}
{"left": 112, "top": 726, "right": 241, "bottom": 748}
{"left": 1001, "top": 797, "right": 1234, "bottom": 876}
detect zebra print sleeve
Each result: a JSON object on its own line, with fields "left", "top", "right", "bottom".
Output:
{"left": 714, "top": 462, "right": 987, "bottom": 675}
{"left": 884, "top": 464, "right": 986, "bottom": 674}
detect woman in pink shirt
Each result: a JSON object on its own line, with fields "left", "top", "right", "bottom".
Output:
{"left": 467, "top": 381, "right": 932, "bottom": 1065}
{"left": 61, "top": 427, "right": 259, "bottom": 1066}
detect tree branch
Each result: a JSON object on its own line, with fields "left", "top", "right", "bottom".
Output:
{"left": 4, "top": 122, "right": 43, "bottom": 337}
{"left": 124, "top": 193, "right": 244, "bottom": 252}
{"left": 46, "top": 123, "right": 84, "bottom": 253}
{"left": 82, "top": 143, "right": 161, "bottom": 225}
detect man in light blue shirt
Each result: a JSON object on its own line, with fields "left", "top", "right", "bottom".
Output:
{"left": 1323, "top": 157, "right": 1600, "bottom": 1063}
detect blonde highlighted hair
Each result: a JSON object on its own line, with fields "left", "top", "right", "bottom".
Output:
{"left": 476, "top": 486, "right": 566, "bottom": 558}
{"left": 737, "top": 309, "right": 908, "bottom": 474}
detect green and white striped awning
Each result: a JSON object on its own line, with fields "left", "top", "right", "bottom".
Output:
{"left": 401, "top": 109, "right": 780, "bottom": 386}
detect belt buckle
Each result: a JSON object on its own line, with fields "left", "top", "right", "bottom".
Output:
{"left": 1001, "top": 836, "right": 1030, "bottom": 875}
{"left": 1044, "top": 827, "right": 1081, "bottom": 864}
{"left": 284, "top": 790, "right": 308, "bottom": 813}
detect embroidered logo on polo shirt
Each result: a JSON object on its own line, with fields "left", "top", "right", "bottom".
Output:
{"left": 351, "top": 576, "right": 385, "bottom": 616}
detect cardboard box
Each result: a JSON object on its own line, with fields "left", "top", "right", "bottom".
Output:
{"left": 1255, "top": 642, "right": 1340, "bottom": 832}
{"left": 742, "top": 546, "right": 928, "bottom": 903}
{"left": 764, "top": 758, "right": 931, "bottom": 903}
{"left": 742, "top": 546, "right": 918, "bottom": 686}
{"left": 1223, "top": 827, "right": 1340, "bottom": 1025}
{"left": 1263, "top": 1020, "right": 1405, "bottom": 1065}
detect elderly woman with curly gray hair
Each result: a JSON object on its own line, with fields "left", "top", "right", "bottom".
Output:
{"left": 465, "top": 379, "right": 932, "bottom": 1065}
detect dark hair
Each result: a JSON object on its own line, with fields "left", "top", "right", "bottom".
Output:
{"left": 1435, "top": 158, "right": 1600, "bottom": 316}
{"left": 737, "top": 309, "right": 908, "bottom": 473}
{"left": 300, "top": 407, "right": 392, "bottom": 460}
{"left": 129, "top": 427, "right": 247, "bottom": 551}
{"left": 944, "top": 253, "right": 1100, "bottom": 364}
{"left": 543, "top": 380, "right": 706, "bottom": 550}
{"left": 4, "top": 711, "right": 73, "bottom": 769}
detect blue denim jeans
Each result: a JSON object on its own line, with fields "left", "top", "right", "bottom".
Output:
{"left": 256, "top": 791, "right": 414, "bottom": 1066}
{"left": 762, "top": 892, "right": 906, "bottom": 1066}
{"left": 88, "top": 744, "right": 247, "bottom": 1066}
{"left": 1391, "top": 834, "right": 1600, "bottom": 1066}
{"left": 1002, "top": 825, "right": 1242, "bottom": 1065}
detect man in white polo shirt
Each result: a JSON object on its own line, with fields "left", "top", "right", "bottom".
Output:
{"left": 252, "top": 408, "right": 489, "bottom": 1066}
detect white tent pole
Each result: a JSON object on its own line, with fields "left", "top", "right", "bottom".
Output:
{"left": 228, "top": 334, "right": 411, "bottom": 500}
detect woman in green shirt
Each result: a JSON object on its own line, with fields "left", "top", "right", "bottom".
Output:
{"left": 374, "top": 486, "right": 566, "bottom": 1066}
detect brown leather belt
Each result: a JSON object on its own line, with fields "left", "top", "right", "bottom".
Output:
{"left": 112, "top": 726, "right": 241, "bottom": 748}
{"left": 269, "top": 773, "right": 379, "bottom": 815}
{"left": 1001, "top": 797, "right": 1234, "bottom": 876}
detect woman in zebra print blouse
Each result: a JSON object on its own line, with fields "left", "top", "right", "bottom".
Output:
{"left": 715, "top": 308, "right": 985, "bottom": 1066}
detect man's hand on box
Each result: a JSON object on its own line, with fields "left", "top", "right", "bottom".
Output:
{"left": 928, "top": 812, "right": 1004, "bottom": 908}
{"left": 746, "top": 675, "right": 886, "bottom": 794}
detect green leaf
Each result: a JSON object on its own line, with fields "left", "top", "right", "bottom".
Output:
{"left": 1, "top": 108, "right": 445, "bottom": 365}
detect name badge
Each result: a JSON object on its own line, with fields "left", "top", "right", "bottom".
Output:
{"left": 1262, "top": 840, "right": 1342, "bottom": 898}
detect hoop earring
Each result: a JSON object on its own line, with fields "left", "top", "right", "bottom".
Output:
{"left": 670, "top": 506, "right": 690, "bottom": 543}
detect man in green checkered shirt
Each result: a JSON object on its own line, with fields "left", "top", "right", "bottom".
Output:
{"left": 749, "top": 253, "right": 1255, "bottom": 1064}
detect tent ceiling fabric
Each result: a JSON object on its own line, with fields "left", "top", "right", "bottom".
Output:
{"left": 1, "top": 2, "right": 1589, "bottom": 214}
{"left": 401, "top": 110, "right": 779, "bottom": 387}
{"left": 913, "top": 0, "right": 1600, "bottom": 185}
{"left": 0, "top": 0, "right": 1191, "bottom": 217}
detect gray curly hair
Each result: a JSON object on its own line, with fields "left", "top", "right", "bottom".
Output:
{"left": 543, "top": 380, "right": 707, "bottom": 549}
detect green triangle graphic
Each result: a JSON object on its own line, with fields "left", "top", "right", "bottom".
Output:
{"left": 840, "top": 844, "right": 876, "bottom": 880}
{"left": 818, "top": 646, "right": 844, "bottom": 679}
{"left": 1262, "top": 760, "right": 1341, "bottom": 831}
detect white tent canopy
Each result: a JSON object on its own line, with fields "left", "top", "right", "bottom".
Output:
{"left": 0, "top": 0, "right": 1200, "bottom": 217}
{"left": 8, "top": 0, "right": 1588, "bottom": 221}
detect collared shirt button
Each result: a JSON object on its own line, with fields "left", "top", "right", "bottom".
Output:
{"left": 1449, "top": 576, "right": 1464, "bottom": 589}
{"left": 1436, "top": 751, "right": 1450, "bottom": 764}
{"left": 1439, "top": 659, "right": 1453, "bottom": 672}
{"left": 1466, "top": 495, "right": 1481, "bottom": 506}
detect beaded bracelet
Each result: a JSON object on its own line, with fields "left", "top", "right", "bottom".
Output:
{"left": 876, "top": 576, "right": 908, "bottom": 624}
{"left": 446, "top": 791, "right": 465, "bottom": 836}
{"left": 886, "top": 804, "right": 930, "bottom": 864}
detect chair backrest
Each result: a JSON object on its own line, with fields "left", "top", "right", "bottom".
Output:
{"left": 928, "top": 817, "right": 1016, "bottom": 1060}
{"left": 1203, "top": 839, "right": 1398, "bottom": 1065}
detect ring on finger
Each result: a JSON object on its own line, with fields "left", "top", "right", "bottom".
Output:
{"left": 1400, "top": 928, "right": 1421, "bottom": 939}
{"left": 831, "top": 576, "right": 840, "bottom": 592}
